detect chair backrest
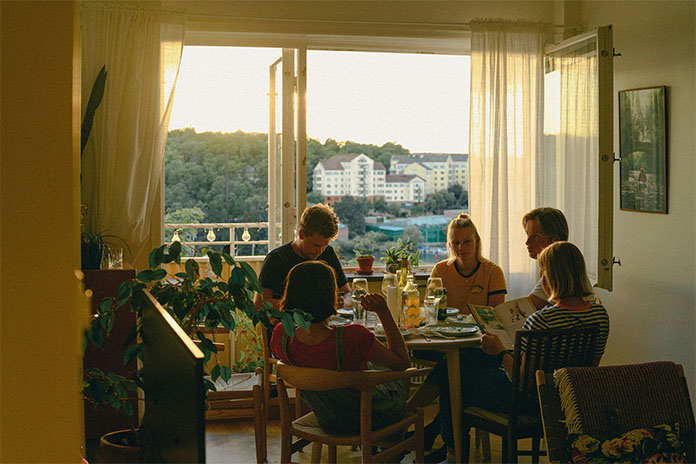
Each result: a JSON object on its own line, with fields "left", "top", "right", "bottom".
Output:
{"left": 276, "top": 363, "right": 418, "bottom": 393}
{"left": 537, "top": 362, "right": 696, "bottom": 463}
{"left": 511, "top": 326, "right": 599, "bottom": 408}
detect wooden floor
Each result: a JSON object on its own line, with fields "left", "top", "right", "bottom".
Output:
{"left": 205, "top": 403, "right": 549, "bottom": 464}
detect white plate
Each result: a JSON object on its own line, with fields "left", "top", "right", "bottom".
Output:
{"left": 329, "top": 315, "right": 350, "bottom": 327}
{"left": 429, "top": 324, "right": 479, "bottom": 337}
{"left": 375, "top": 327, "right": 412, "bottom": 340}
{"left": 337, "top": 308, "right": 354, "bottom": 318}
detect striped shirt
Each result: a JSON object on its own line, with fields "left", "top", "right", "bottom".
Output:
{"left": 522, "top": 302, "right": 610, "bottom": 359}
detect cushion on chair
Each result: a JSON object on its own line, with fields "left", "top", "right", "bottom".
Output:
{"left": 554, "top": 362, "right": 692, "bottom": 436}
{"left": 567, "top": 422, "right": 686, "bottom": 463}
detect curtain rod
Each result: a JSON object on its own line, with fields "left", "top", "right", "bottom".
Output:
{"left": 80, "top": 4, "right": 565, "bottom": 30}
{"left": 183, "top": 13, "right": 566, "bottom": 30}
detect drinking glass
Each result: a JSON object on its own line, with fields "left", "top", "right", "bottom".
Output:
{"left": 423, "top": 296, "right": 440, "bottom": 325}
{"left": 352, "top": 278, "right": 369, "bottom": 325}
{"left": 108, "top": 247, "right": 124, "bottom": 269}
{"left": 381, "top": 273, "right": 399, "bottom": 323}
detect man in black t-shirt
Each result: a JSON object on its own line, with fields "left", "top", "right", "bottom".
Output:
{"left": 254, "top": 204, "right": 350, "bottom": 309}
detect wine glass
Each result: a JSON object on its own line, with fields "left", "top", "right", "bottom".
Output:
{"left": 426, "top": 276, "right": 443, "bottom": 299}
{"left": 381, "top": 273, "right": 398, "bottom": 296}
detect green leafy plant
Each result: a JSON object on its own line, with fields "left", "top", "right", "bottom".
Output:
{"left": 80, "top": 230, "right": 130, "bottom": 270}
{"left": 353, "top": 236, "right": 375, "bottom": 257}
{"left": 382, "top": 237, "right": 420, "bottom": 268}
{"left": 83, "top": 241, "right": 312, "bottom": 431}
{"left": 81, "top": 65, "right": 107, "bottom": 156}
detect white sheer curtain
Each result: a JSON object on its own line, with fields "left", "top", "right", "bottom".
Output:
{"left": 542, "top": 36, "right": 599, "bottom": 283}
{"left": 81, "top": 2, "right": 184, "bottom": 270}
{"left": 468, "top": 19, "right": 551, "bottom": 298}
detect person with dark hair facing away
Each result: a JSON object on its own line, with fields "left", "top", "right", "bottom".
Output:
{"left": 410, "top": 241, "right": 609, "bottom": 463}
{"left": 255, "top": 203, "right": 351, "bottom": 310}
{"left": 522, "top": 207, "right": 570, "bottom": 310}
{"left": 270, "top": 261, "right": 410, "bottom": 434}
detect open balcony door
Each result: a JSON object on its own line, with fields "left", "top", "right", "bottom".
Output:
{"left": 268, "top": 48, "right": 307, "bottom": 250}
{"left": 542, "top": 26, "right": 614, "bottom": 290}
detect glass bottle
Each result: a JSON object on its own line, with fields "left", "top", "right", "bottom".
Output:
{"left": 437, "top": 288, "right": 448, "bottom": 321}
{"left": 400, "top": 273, "right": 420, "bottom": 328}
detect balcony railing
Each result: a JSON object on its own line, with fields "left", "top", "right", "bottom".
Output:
{"left": 164, "top": 222, "right": 271, "bottom": 259}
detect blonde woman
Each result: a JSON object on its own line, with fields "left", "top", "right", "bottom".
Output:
{"left": 431, "top": 213, "right": 507, "bottom": 313}
{"left": 419, "top": 241, "right": 609, "bottom": 462}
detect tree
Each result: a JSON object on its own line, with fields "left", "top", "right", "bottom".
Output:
{"left": 332, "top": 196, "right": 369, "bottom": 238}
{"left": 402, "top": 225, "right": 424, "bottom": 246}
{"left": 306, "top": 191, "right": 324, "bottom": 205}
{"left": 372, "top": 196, "right": 388, "bottom": 213}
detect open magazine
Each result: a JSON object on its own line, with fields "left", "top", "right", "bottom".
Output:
{"left": 467, "top": 297, "right": 536, "bottom": 350}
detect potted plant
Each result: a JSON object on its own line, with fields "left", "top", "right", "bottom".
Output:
{"left": 353, "top": 236, "right": 375, "bottom": 275}
{"left": 83, "top": 241, "right": 311, "bottom": 460}
{"left": 381, "top": 237, "right": 421, "bottom": 274}
{"left": 80, "top": 230, "right": 130, "bottom": 270}
{"left": 80, "top": 65, "right": 108, "bottom": 268}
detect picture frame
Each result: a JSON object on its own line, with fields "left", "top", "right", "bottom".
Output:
{"left": 619, "top": 86, "right": 668, "bottom": 213}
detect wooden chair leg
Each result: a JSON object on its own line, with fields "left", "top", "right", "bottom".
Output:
{"left": 415, "top": 408, "right": 425, "bottom": 464}
{"left": 506, "top": 434, "right": 518, "bottom": 464}
{"left": 461, "top": 426, "right": 472, "bottom": 463}
{"left": 532, "top": 436, "right": 540, "bottom": 464}
{"left": 253, "top": 386, "right": 267, "bottom": 464}
{"left": 481, "top": 430, "right": 491, "bottom": 461}
{"left": 280, "top": 430, "right": 291, "bottom": 464}
{"left": 310, "top": 442, "right": 322, "bottom": 464}
{"left": 501, "top": 436, "right": 509, "bottom": 464}
{"left": 328, "top": 445, "right": 337, "bottom": 463}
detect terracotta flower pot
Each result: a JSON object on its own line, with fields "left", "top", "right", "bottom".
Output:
{"left": 99, "top": 429, "right": 139, "bottom": 463}
{"left": 356, "top": 255, "right": 375, "bottom": 275}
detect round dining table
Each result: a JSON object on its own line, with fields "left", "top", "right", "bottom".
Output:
{"left": 405, "top": 331, "right": 482, "bottom": 464}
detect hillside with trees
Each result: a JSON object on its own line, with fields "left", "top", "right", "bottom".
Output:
{"left": 164, "top": 128, "right": 467, "bottom": 259}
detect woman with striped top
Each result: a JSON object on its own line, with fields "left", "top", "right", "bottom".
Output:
{"left": 410, "top": 241, "right": 609, "bottom": 462}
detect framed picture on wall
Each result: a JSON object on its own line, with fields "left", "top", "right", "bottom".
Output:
{"left": 619, "top": 86, "right": 668, "bottom": 213}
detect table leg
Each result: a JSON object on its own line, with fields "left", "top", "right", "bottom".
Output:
{"left": 447, "top": 348, "right": 463, "bottom": 463}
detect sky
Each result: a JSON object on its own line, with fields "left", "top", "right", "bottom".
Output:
{"left": 168, "top": 46, "right": 471, "bottom": 154}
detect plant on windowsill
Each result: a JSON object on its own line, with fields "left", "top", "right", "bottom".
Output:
{"left": 381, "top": 237, "right": 421, "bottom": 274}
{"left": 353, "top": 236, "right": 375, "bottom": 275}
{"left": 83, "top": 241, "right": 311, "bottom": 459}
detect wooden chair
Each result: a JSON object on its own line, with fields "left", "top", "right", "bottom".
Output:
{"left": 461, "top": 326, "right": 599, "bottom": 463}
{"left": 261, "top": 325, "right": 304, "bottom": 422}
{"left": 536, "top": 361, "right": 696, "bottom": 464}
{"left": 205, "top": 367, "right": 267, "bottom": 464}
{"left": 275, "top": 362, "right": 426, "bottom": 463}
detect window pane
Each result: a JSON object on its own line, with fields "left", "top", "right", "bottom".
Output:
{"left": 306, "top": 51, "right": 470, "bottom": 267}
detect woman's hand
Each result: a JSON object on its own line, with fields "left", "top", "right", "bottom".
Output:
{"left": 481, "top": 332, "right": 506, "bottom": 356}
{"left": 360, "top": 293, "right": 389, "bottom": 315}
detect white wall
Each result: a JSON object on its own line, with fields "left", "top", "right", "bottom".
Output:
{"left": 581, "top": 1, "right": 696, "bottom": 402}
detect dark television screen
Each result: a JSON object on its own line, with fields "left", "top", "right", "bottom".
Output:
{"left": 139, "top": 289, "right": 206, "bottom": 463}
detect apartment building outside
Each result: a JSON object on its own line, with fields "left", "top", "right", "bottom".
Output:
{"left": 313, "top": 153, "right": 386, "bottom": 204}
{"left": 390, "top": 153, "right": 468, "bottom": 195}
{"left": 313, "top": 152, "right": 467, "bottom": 204}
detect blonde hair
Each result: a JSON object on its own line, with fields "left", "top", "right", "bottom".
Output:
{"left": 446, "top": 213, "right": 482, "bottom": 263}
{"left": 537, "top": 241, "right": 593, "bottom": 301}
{"left": 523, "top": 207, "right": 569, "bottom": 242}
{"left": 299, "top": 204, "right": 339, "bottom": 240}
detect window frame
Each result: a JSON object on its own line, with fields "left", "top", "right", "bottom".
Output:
{"left": 165, "top": 27, "right": 612, "bottom": 286}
